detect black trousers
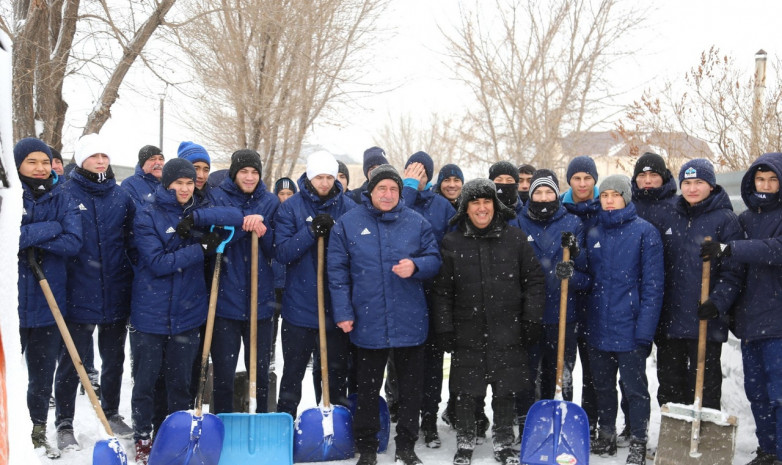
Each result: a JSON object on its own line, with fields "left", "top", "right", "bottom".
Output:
{"left": 354, "top": 345, "right": 424, "bottom": 453}
{"left": 656, "top": 337, "right": 723, "bottom": 410}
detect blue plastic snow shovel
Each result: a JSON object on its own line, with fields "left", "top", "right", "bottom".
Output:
{"left": 218, "top": 232, "right": 294, "bottom": 464}
{"left": 521, "top": 245, "right": 590, "bottom": 465}
{"left": 149, "top": 226, "right": 234, "bottom": 465}
{"left": 293, "top": 237, "right": 354, "bottom": 463}
{"left": 27, "top": 248, "right": 128, "bottom": 465}
{"left": 346, "top": 393, "right": 390, "bottom": 453}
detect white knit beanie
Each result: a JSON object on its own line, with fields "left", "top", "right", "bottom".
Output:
{"left": 306, "top": 151, "right": 338, "bottom": 180}
{"left": 74, "top": 133, "right": 111, "bottom": 167}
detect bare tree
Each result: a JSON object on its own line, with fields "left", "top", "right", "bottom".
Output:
{"left": 377, "top": 112, "right": 470, "bottom": 170}
{"left": 8, "top": 0, "right": 176, "bottom": 149}
{"left": 174, "top": 0, "right": 386, "bottom": 186}
{"left": 443, "top": 0, "right": 644, "bottom": 172}
{"left": 616, "top": 47, "right": 782, "bottom": 172}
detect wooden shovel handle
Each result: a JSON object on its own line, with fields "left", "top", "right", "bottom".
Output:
{"left": 249, "top": 232, "right": 258, "bottom": 412}
{"left": 554, "top": 247, "right": 570, "bottom": 401}
{"left": 27, "top": 249, "right": 115, "bottom": 437}
{"left": 195, "top": 252, "right": 222, "bottom": 415}
{"left": 690, "top": 236, "right": 711, "bottom": 456}
{"left": 317, "top": 237, "right": 331, "bottom": 408}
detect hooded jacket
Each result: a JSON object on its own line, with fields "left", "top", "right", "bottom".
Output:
{"left": 586, "top": 203, "right": 664, "bottom": 351}
{"left": 273, "top": 174, "right": 357, "bottom": 329}
{"left": 519, "top": 204, "right": 590, "bottom": 324}
{"left": 18, "top": 183, "right": 83, "bottom": 328}
{"left": 729, "top": 153, "right": 782, "bottom": 341}
{"left": 121, "top": 165, "right": 160, "bottom": 207}
{"left": 631, "top": 174, "right": 678, "bottom": 233}
{"left": 62, "top": 170, "right": 135, "bottom": 324}
{"left": 657, "top": 186, "right": 744, "bottom": 342}
{"left": 328, "top": 193, "right": 441, "bottom": 349}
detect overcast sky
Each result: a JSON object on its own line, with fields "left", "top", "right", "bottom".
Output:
{"left": 57, "top": 0, "right": 782, "bottom": 168}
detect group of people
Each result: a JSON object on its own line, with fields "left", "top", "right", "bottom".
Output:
{"left": 12, "top": 132, "right": 782, "bottom": 465}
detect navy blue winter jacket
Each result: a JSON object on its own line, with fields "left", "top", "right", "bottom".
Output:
{"left": 657, "top": 186, "right": 744, "bottom": 342}
{"left": 631, "top": 175, "right": 678, "bottom": 234}
{"left": 586, "top": 203, "right": 664, "bottom": 351}
{"left": 729, "top": 153, "right": 782, "bottom": 342}
{"left": 561, "top": 187, "right": 601, "bottom": 325}
{"left": 18, "top": 183, "right": 83, "bottom": 328}
{"left": 201, "top": 177, "right": 279, "bottom": 321}
{"left": 328, "top": 194, "right": 442, "bottom": 349}
{"left": 62, "top": 170, "right": 135, "bottom": 324}
{"left": 273, "top": 175, "right": 356, "bottom": 329}
{"left": 519, "top": 204, "right": 590, "bottom": 324}
{"left": 131, "top": 186, "right": 217, "bottom": 335}
{"left": 402, "top": 185, "right": 456, "bottom": 245}
{"left": 121, "top": 166, "right": 160, "bottom": 207}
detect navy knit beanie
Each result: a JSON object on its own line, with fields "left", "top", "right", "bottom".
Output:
{"left": 50, "top": 146, "right": 63, "bottom": 162}
{"left": 138, "top": 145, "right": 162, "bottom": 167}
{"left": 162, "top": 158, "right": 196, "bottom": 189}
{"left": 14, "top": 137, "right": 52, "bottom": 169}
{"left": 177, "top": 141, "right": 211, "bottom": 166}
{"left": 436, "top": 163, "right": 464, "bottom": 188}
{"left": 229, "top": 149, "right": 262, "bottom": 181}
{"left": 274, "top": 177, "right": 297, "bottom": 194}
{"left": 363, "top": 146, "right": 388, "bottom": 178}
{"left": 488, "top": 161, "right": 520, "bottom": 183}
{"left": 679, "top": 158, "right": 716, "bottom": 187}
{"left": 566, "top": 155, "right": 599, "bottom": 185}
{"left": 405, "top": 151, "right": 435, "bottom": 183}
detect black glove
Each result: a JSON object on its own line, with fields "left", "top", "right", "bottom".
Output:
{"left": 555, "top": 260, "right": 575, "bottom": 280}
{"left": 561, "top": 232, "right": 580, "bottom": 258}
{"left": 200, "top": 231, "right": 223, "bottom": 255}
{"left": 635, "top": 341, "right": 652, "bottom": 358}
{"left": 437, "top": 332, "right": 456, "bottom": 353}
{"left": 176, "top": 215, "right": 195, "bottom": 238}
{"left": 700, "top": 239, "right": 731, "bottom": 261}
{"left": 311, "top": 214, "right": 335, "bottom": 238}
{"left": 520, "top": 321, "right": 543, "bottom": 347}
{"left": 697, "top": 299, "right": 719, "bottom": 320}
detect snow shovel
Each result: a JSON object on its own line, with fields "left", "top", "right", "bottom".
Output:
{"left": 218, "top": 232, "right": 293, "bottom": 464}
{"left": 149, "top": 226, "right": 234, "bottom": 465}
{"left": 655, "top": 242, "right": 738, "bottom": 465}
{"left": 521, "top": 243, "right": 590, "bottom": 465}
{"left": 27, "top": 248, "right": 128, "bottom": 465}
{"left": 293, "top": 236, "right": 354, "bottom": 462}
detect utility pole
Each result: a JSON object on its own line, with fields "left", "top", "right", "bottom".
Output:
{"left": 751, "top": 49, "right": 767, "bottom": 158}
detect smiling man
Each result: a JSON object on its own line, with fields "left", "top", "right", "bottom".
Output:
{"left": 434, "top": 163, "right": 464, "bottom": 209}
{"left": 122, "top": 144, "right": 165, "bottom": 207}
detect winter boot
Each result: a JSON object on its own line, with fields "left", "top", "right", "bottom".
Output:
{"left": 135, "top": 438, "right": 152, "bottom": 465}
{"left": 395, "top": 448, "right": 423, "bottom": 465}
{"left": 357, "top": 451, "right": 378, "bottom": 465}
{"left": 476, "top": 412, "right": 490, "bottom": 445}
{"left": 493, "top": 448, "right": 521, "bottom": 465}
{"left": 441, "top": 398, "right": 455, "bottom": 428}
{"left": 108, "top": 414, "right": 134, "bottom": 439}
{"left": 31, "top": 424, "right": 60, "bottom": 459}
{"left": 747, "top": 447, "right": 777, "bottom": 465}
{"left": 626, "top": 440, "right": 646, "bottom": 465}
{"left": 590, "top": 429, "right": 617, "bottom": 457}
{"left": 616, "top": 424, "right": 631, "bottom": 447}
{"left": 421, "top": 412, "right": 441, "bottom": 448}
{"left": 453, "top": 448, "right": 473, "bottom": 465}
{"left": 56, "top": 427, "right": 81, "bottom": 451}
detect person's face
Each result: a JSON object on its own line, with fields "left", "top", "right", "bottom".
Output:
{"left": 440, "top": 176, "right": 462, "bottom": 201}
{"left": 310, "top": 174, "right": 336, "bottom": 197}
{"left": 235, "top": 167, "right": 260, "bottom": 194}
{"left": 636, "top": 171, "right": 664, "bottom": 189}
{"left": 81, "top": 153, "right": 109, "bottom": 174}
{"left": 680, "top": 179, "right": 713, "bottom": 206}
{"left": 600, "top": 190, "right": 626, "bottom": 210}
{"left": 142, "top": 154, "right": 165, "bottom": 179}
{"left": 467, "top": 198, "right": 495, "bottom": 229}
{"left": 51, "top": 158, "right": 64, "bottom": 176}
{"left": 518, "top": 173, "right": 533, "bottom": 192}
{"left": 370, "top": 179, "right": 400, "bottom": 212}
{"left": 755, "top": 170, "right": 780, "bottom": 194}
{"left": 493, "top": 174, "right": 516, "bottom": 184}
{"left": 277, "top": 188, "right": 295, "bottom": 203}
{"left": 570, "top": 173, "right": 596, "bottom": 202}
{"left": 531, "top": 186, "right": 557, "bottom": 202}
{"left": 367, "top": 165, "right": 380, "bottom": 178}
{"left": 193, "top": 161, "right": 210, "bottom": 190}
{"left": 337, "top": 172, "right": 349, "bottom": 189}
{"left": 169, "top": 178, "right": 195, "bottom": 205}
{"left": 18, "top": 152, "right": 52, "bottom": 179}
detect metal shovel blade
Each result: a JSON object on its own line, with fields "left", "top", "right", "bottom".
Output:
{"left": 521, "top": 399, "right": 590, "bottom": 465}
{"left": 148, "top": 411, "right": 224, "bottom": 465}
{"left": 293, "top": 404, "right": 354, "bottom": 463}
{"left": 655, "top": 403, "right": 737, "bottom": 465}
{"left": 217, "top": 412, "right": 292, "bottom": 465}
{"left": 93, "top": 437, "right": 128, "bottom": 465}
